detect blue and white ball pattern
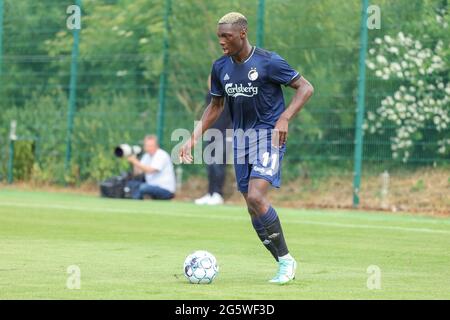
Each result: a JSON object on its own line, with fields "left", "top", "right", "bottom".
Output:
{"left": 183, "top": 250, "right": 219, "bottom": 284}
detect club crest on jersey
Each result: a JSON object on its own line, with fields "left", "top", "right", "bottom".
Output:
{"left": 225, "top": 82, "right": 259, "bottom": 98}
{"left": 223, "top": 73, "right": 230, "bottom": 81}
{"left": 248, "top": 68, "right": 258, "bottom": 81}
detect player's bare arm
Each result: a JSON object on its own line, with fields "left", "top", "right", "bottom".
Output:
{"left": 273, "top": 77, "right": 314, "bottom": 147}
{"left": 179, "top": 95, "right": 224, "bottom": 163}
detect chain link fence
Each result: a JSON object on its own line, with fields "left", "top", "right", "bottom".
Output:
{"left": 0, "top": 0, "right": 448, "bottom": 208}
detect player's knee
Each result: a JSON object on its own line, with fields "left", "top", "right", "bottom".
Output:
{"left": 246, "top": 192, "right": 265, "bottom": 213}
{"left": 247, "top": 206, "right": 256, "bottom": 216}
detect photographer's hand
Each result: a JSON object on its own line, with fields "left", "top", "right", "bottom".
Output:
{"left": 127, "top": 155, "right": 139, "bottom": 165}
{"left": 127, "top": 155, "right": 157, "bottom": 174}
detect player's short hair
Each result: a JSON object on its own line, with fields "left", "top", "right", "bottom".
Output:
{"left": 218, "top": 12, "right": 248, "bottom": 29}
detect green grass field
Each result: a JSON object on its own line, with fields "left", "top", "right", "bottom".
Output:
{"left": 0, "top": 189, "right": 449, "bottom": 299}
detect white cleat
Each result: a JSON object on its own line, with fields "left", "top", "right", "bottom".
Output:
{"left": 206, "top": 192, "right": 224, "bottom": 205}
{"left": 194, "top": 193, "right": 212, "bottom": 205}
{"left": 269, "top": 257, "right": 297, "bottom": 285}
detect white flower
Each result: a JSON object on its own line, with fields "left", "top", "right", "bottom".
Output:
{"left": 366, "top": 61, "right": 376, "bottom": 69}
{"left": 432, "top": 55, "right": 442, "bottom": 63}
{"left": 376, "top": 55, "right": 388, "bottom": 64}
{"left": 404, "top": 37, "right": 413, "bottom": 47}
{"left": 390, "top": 62, "right": 401, "bottom": 72}
{"left": 384, "top": 35, "right": 393, "bottom": 43}
{"left": 116, "top": 70, "right": 128, "bottom": 77}
{"left": 375, "top": 70, "right": 383, "bottom": 77}
{"left": 434, "top": 116, "right": 440, "bottom": 125}
{"left": 375, "top": 38, "right": 382, "bottom": 44}
{"left": 418, "top": 51, "right": 428, "bottom": 60}
{"left": 396, "top": 103, "right": 406, "bottom": 113}
{"left": 388, "top": 47, "right": 399, "bottom": 55}
{"left": 139, "top": 38, "right": 149, "bottom": 44}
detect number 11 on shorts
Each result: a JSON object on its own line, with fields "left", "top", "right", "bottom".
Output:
{"left": 262, "top": 152, "right": 278, "bottom": 170}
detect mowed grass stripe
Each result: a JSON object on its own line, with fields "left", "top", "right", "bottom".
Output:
{"left": 1, "top": 200, "right": 450, "bottom": 235}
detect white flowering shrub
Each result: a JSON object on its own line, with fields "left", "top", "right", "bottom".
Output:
{"left": 365, "top": 10, "right": 449, "bottom": 163}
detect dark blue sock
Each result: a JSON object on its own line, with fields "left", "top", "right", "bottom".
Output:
{"left": 251, "top": 215, "right": 264, "bottom": 231}
{"left": 251, "top": 215, "right": 279, "bottom": 261}
{"left": 259, "top": 206, "right": 278, "bottom": 226}
{"left": 259, "top": 206, "right": 289, "bottom": 257}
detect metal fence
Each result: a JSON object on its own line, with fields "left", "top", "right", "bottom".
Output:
{"left": 0, "top": 0, "right": 448, "bottom": 207}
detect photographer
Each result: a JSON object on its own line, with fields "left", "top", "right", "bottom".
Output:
{"left": 126, "top": 135, "right": 175, "bottom": 200}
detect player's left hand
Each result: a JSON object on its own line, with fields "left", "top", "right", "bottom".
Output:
{"left": 273, "top": 116, "right": 289, "bottom": 147}
{"left": 179, "top": 140, "right": 194, "bottom": 164}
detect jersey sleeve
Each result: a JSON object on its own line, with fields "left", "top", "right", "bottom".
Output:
{"left": 210, "top": 62, "right": 224, "bottom": 97}
{"left": 268, "top": 53, "right": 301, "bottom": 86}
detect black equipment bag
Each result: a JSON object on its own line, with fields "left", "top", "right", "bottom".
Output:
{"left": 100, "top": 172, "right": 129, "bottom": 198}
{"left": 100, "top": 172, "right": 145, "bottom": 199}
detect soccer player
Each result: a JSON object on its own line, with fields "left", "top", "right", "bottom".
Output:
{"left": 179, "top": 12, "right": 314, "bottom": 284}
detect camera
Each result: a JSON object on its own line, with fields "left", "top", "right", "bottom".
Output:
{"left": 114, "top": 144, "right": 142, "bottom": 158}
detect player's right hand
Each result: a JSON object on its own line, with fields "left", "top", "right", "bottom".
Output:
{"left": 179, "top": 140, "right": 193, "bottom": 164}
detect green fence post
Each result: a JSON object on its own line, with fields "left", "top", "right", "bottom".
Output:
{"left": 7, "top": 120, "right": 17, "bottom": 184}
{"left": 0, "top": 0, "right": 4, "bottom": 84}
{"left": 156, "top": 0, "right": 171, "bottom": 147}
{"left": 256, "top": 0, "right": 265, "bottom": 47}
{"left": 64, "top": 0, "right": 81, "bottom": 177}
{"left": 7, "top": 140, "right": 14, "bottom": 183}
{"left": 352, "top": 0, "right": 369, "bottom": 207}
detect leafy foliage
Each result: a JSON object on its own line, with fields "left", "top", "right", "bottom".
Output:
{"left": 0, "top": 0, "right": 448, "bottom": 183}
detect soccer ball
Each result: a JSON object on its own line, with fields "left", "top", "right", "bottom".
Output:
{"left": 183, "top": 250, "right": 219, "bottom": 284}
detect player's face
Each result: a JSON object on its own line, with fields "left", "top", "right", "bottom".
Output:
{"left": 217, "top": 23, "right": 246, "bottom": 56}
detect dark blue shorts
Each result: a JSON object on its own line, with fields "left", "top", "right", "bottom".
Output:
{"left": 234, "top": 144, "right": 285, "bottom": 193}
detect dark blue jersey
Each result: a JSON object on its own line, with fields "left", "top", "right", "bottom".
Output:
{"left": 210, "top": 47, "right": 300, "bottom": 132}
